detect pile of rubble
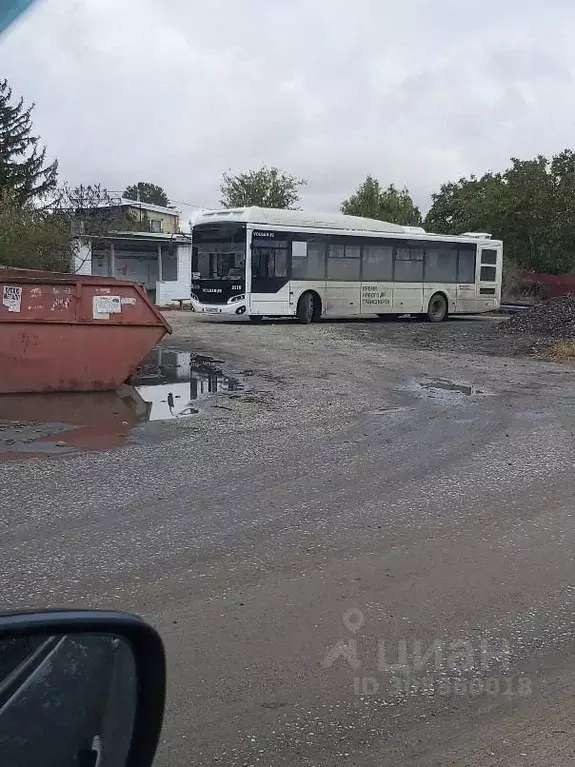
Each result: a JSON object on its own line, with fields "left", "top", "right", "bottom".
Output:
{"left": 499, "top": 294, "right": 575, "bottom": 338}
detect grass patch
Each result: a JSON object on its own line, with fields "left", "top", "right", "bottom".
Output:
{"left": 549, "top": 340, "right": 575, "bottom": 360}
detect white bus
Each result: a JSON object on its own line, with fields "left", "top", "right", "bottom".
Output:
{"left": 190, "top": 207, "right": 502, "bottom": 323}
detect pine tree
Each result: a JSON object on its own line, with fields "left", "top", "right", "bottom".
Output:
{"left": 0, "top": 79, "right": 58, "bottom": 204}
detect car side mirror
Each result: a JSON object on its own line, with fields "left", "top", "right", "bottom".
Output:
{"left": 0, "top": 610, "right": 166, "bottom": 767}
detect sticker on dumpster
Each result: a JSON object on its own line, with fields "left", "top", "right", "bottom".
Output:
{"left": 120, "top": 296, "right": 136, "bottom": 306}
{"left": 93, "top": 295, "right": 122, "bottom": 319}
{"left": 3, "top": 285, "right": 22, "bottom": 312}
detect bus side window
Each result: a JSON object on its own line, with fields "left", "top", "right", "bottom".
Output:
{"left": 252, "top": 250, "right": 262, "bottom": 277}
{"left": 363, "top": 245, "right": 393, "bottom": 281}
{"left": 394, "top": 248, "right": 424, "bottom": 281}
{"left": 252, "top": 243, "right": 289, "bottom": 278}
{"left": 291, "top": 239, "right": 326, "bottom": 280}
{"left": 425, "top": 248, "right": 458, "bottom": 282}
{"left": 274, "top": 249, "right": 288, "bottom": 277}
{"left": 291, "top": 241, "right": 308, "bottom": 279}
{"left": 327, "top": 241, "right": 360, "bottom": 281}
{"left": 479, "top": 249, "right": 497, "bottom": 282}
{"left": 481, "top": 249, "right": 497, "bottom": 265}
{"left": 457, "top": 250, "right": 476, "bottom": 283}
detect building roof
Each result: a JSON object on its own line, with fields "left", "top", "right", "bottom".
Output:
{"left": 117, "top": 198, "right": 180, "bottom": 216}
{"left": 74, "top": 231, "right": 190, "bottom": 245}
{"left": 109, "top": 230, "right": 189, "bottom": 240}
{"left": 81, "top": 198, "right": 180, "bottom": 216}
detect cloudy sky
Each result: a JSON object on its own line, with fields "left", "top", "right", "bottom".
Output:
{"left": 2, "top": 0, "right": 575, "bottom": 219}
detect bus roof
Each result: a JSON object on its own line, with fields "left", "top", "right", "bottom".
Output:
{"left": 193, "top": 207, "right": 424, "bottom": 235}
{"left": 192, "top": 207, "right": 500, "bottom": 244}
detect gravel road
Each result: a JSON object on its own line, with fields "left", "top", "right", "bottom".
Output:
{"left": 0, "top": 313, "right": 573, "bottom": 766}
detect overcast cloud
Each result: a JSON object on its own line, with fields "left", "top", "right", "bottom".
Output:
{"left": 2, "top": 0, "right": 575, "bottom": 219}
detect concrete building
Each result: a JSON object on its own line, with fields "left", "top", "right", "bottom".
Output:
{"left": 72, "top": 200, "right": 191, "bottom": 306}
{"left": 111, "top": 198, "right": 181, "bottom": 235}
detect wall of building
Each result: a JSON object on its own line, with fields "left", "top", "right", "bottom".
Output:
{"left": 114, "top": 253, "right": 158, "bottom": 289}
{"left": 155, "top": 243, "right": 191, "bottom": 306}
{"left": 92, "top": 243, "right": 160, "bottom": 290}
{"left": 71, "top": 236, "right": 190, "bottom": 306}
{"left": 125, "top": 206, "right": 180, "bottom": 234}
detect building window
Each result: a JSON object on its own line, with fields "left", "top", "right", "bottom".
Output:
{"left": 149, "top": 219, "right": 163, "bottom": 233}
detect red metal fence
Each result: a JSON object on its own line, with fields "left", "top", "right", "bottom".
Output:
{"left": 518, "top": 272, "right": 575, "bottom": 298}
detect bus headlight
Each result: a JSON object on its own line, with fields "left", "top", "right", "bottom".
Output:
{"left": 229, "top": 294, "right": 245, "bottom": 304}
{"left": 191, "top": 292, "right": 199, "bottom": 302}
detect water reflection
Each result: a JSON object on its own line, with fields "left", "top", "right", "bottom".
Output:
{"left": 0, "top": 348, "right": 243, "bottom": 458}
{"left": 130, "top": 348, "right": 243, "bottom": 420}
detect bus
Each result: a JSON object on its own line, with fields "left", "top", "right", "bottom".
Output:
{"left": 190, "top": 207, "right": 503, "bottom": 323}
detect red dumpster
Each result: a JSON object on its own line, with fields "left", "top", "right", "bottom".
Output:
{"left": 0, "top": 268, "right": 172, "bottom": 393}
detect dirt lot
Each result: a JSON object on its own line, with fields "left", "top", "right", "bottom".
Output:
{"left": 166, "top": 310, "right": 569, "bottom": 362}
{"left": 335, "top": 313, "right": 556, "bottom": 357}
{"left": 1, "top": 311, "right": 573, "bottom": 766}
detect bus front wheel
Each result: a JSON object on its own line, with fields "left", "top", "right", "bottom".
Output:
{"left": 296, "top": 292, "right": 320, "bottom": 324}
{"left": 426, "top": 293, "right": 448, "bottom": 322}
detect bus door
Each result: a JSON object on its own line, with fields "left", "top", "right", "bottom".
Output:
{"left": 250, "top": 233, "right": 291, "bottom": 314}
{"left": 476, "top": 245, "right": 501, "bottom": 309}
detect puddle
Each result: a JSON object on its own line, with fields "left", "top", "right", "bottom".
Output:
{"left": 419, "top": 379, "right": 477, "bottom": 396}
{"left": 0, "top": 348, "right": 243, "bottom": 460}
{"left": 401, "top": 377, "right": 492, "bottom": 399}
{"left": 514, "top": 408, "right": 550, "bottom": 422}
{"left": 131, "top": 348, "right": 243, "bottom": 420}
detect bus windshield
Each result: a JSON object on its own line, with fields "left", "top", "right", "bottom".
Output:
{"left": 192, "top": 224, "right": 246, "bottom": 281}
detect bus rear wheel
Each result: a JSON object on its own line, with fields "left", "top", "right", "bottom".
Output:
{"left": 296, "top": 292, "right": 320, "bottom": 324}
{"left": 426, "top": 293, "right": 448, "bottom": 322}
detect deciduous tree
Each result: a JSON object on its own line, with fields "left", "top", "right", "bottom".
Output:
{"left": 123, "top": 181, "right": 170, "bottom": 207}
{"left": 425, "top": 150, "right": 575, "bottom": 273}
{"left": 220, "top": 166, "right": 306, "bottom": 209}
{"left": 0, "top": 194, "right": 69, "bottom": 271}
{"left": 341, "top": 176, "right": 422, "bottom": 226}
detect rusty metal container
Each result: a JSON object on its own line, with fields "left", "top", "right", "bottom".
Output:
{"left": 0, "top": 268, "right": 172, "bottom": 393}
